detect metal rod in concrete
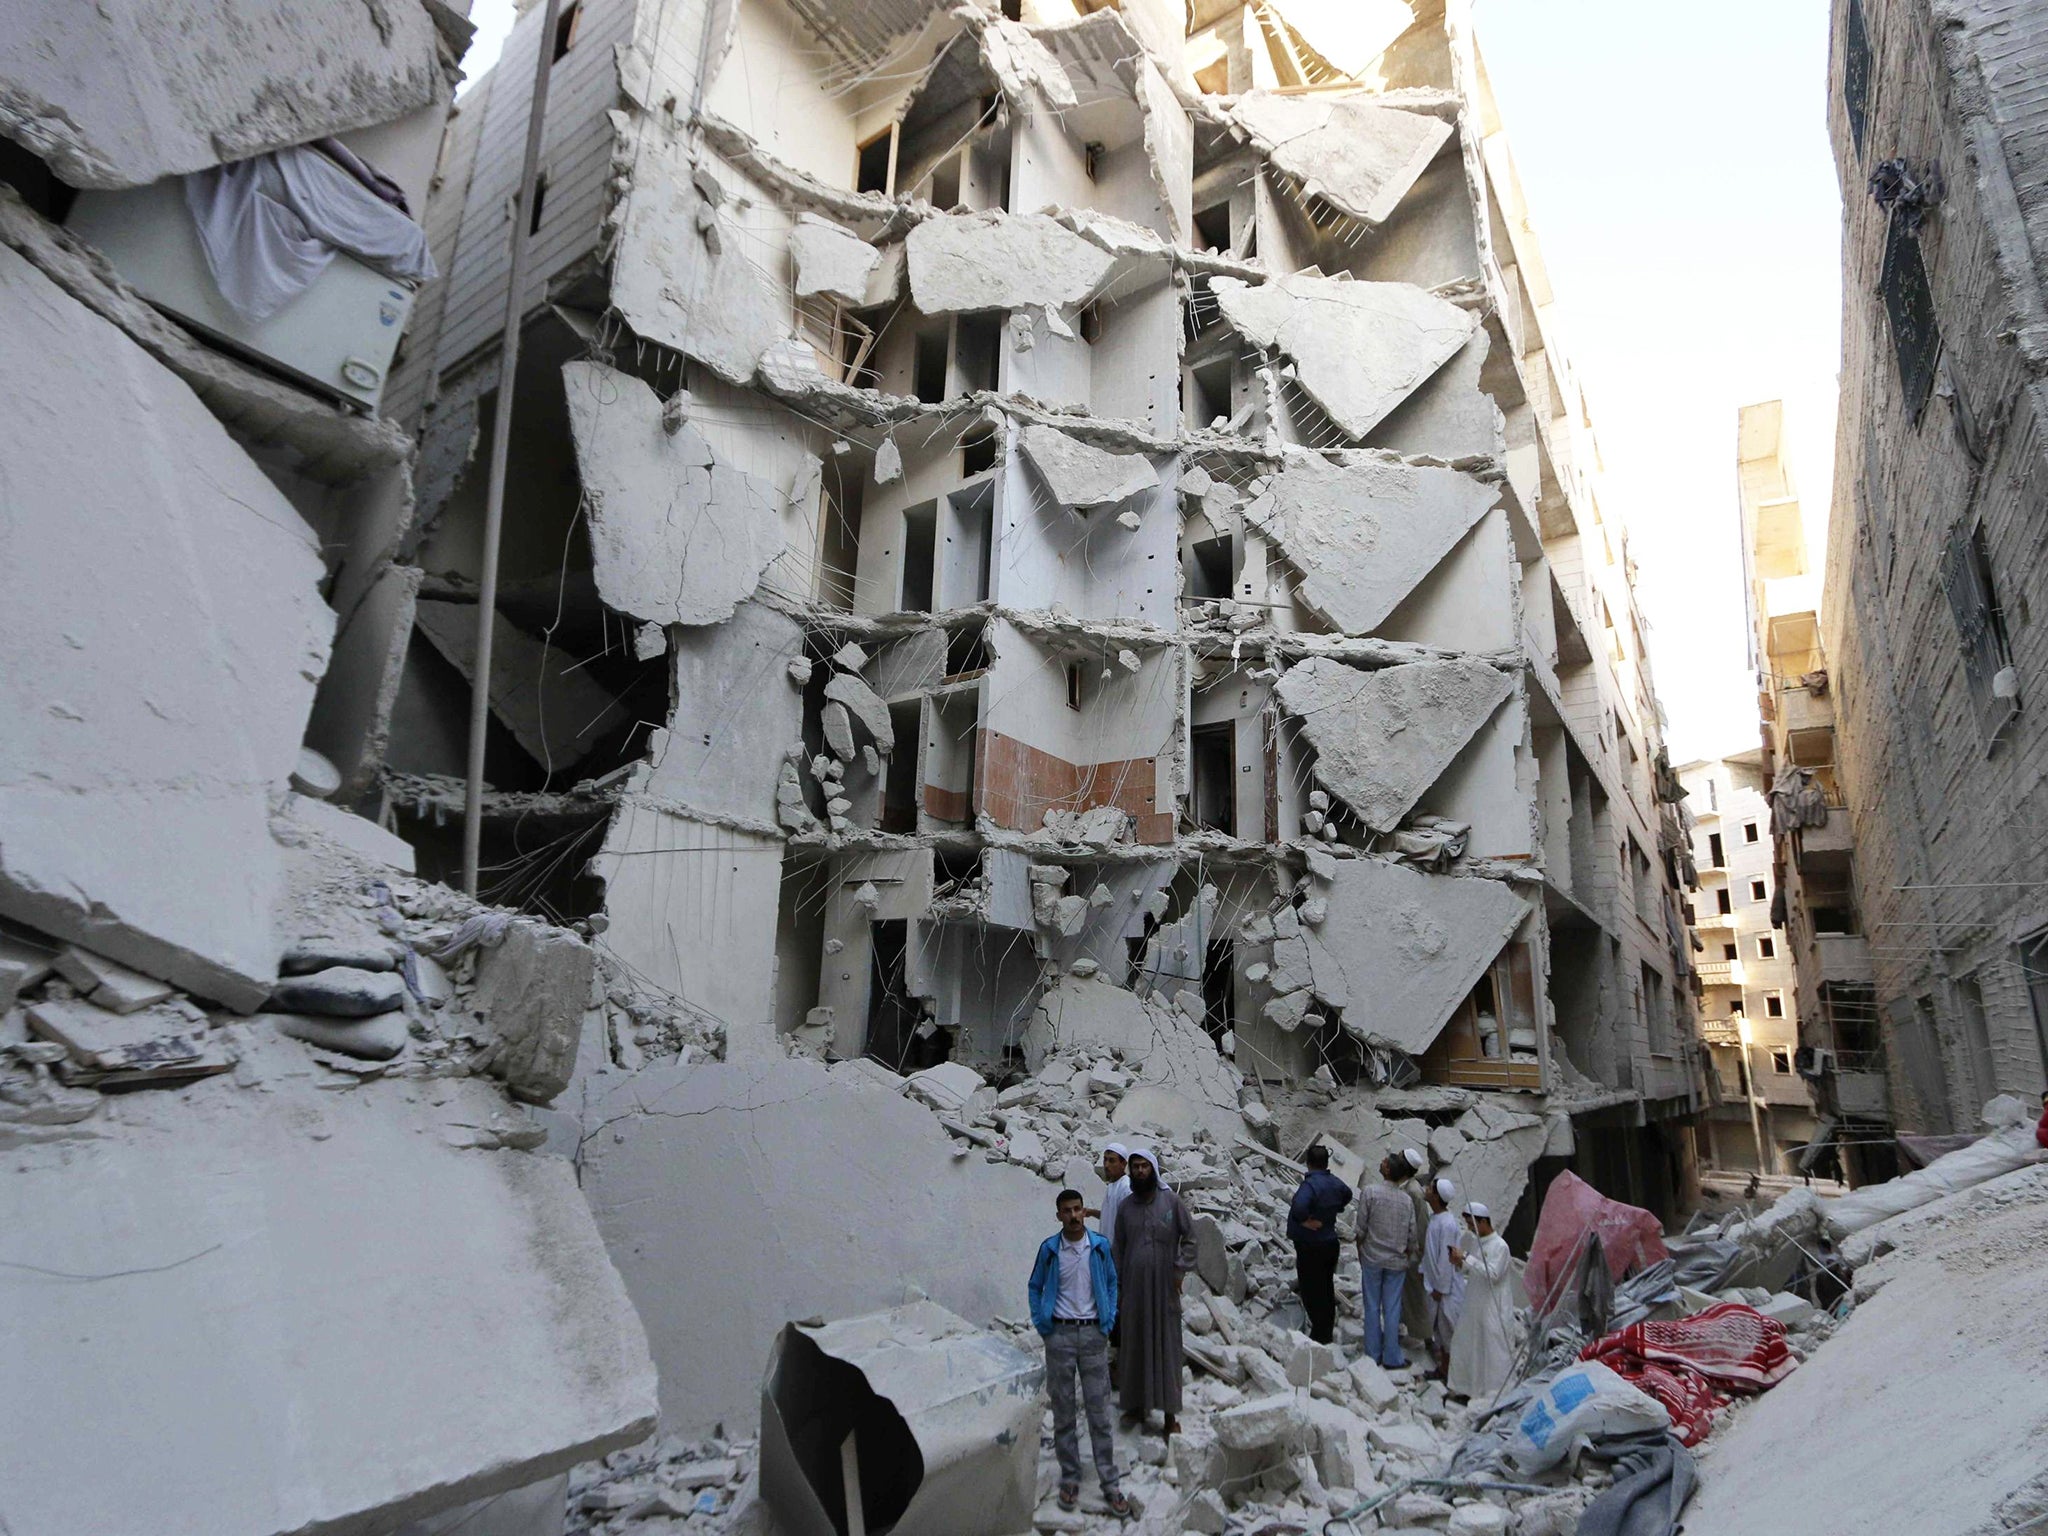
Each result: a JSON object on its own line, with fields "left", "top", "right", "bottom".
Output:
{"left": 464, "top": 0, "right": 564, "bottom": 896}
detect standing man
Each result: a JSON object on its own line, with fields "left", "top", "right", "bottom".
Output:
{"left": 1110, "top": 1146, "right": 1196, "bottom": 1437}
{"left": 1029, "top": 1189, "right": 1132, "bottom": 1517}
{"left": 1419, "top": 1176, "right": 1465, "bottom": 1381}
{"left": 1093, "top": 1143, "right": 1129, "bottom": 1238}
{"left": 1287, "top": 1143, "right": 1353, "bottom": 1345}
{"left": 1446, "top": 1201, "right": 1518, "bottom": 1403}
{"left": 1355, "top": 1152, "right": 1418, "bottom": 1370}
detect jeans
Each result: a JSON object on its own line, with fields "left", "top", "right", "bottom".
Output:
{"left": 1044, "top": 1323, "right": 1119, "bottom": 1492}
{"left": 1294, "top": 1241, "right": 1339, "bottom": 1344}
{"left": 1360, "top": 1263, "right": 1407, "bottom": 1369}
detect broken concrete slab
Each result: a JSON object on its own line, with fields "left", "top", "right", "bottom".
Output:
{"left": 1231, "top": 94, "right": 1453, "bottom": 227}
{"left": 635, "top": 599, "right": 805, "bottom": 824}
{"left": 1025, "top": 973, "right": 1243, "bottom": 1143}
{"left": 906, "top": 210, "right": 1114, "bottom": 315}
{"left": 52, "top": 946, "right": 175, "bottom": 1014}
{"left": 1017, "top": 425, "right": 1161, "bottom": 509}
{"left": 1212, "top": 272, "right": 1477, "bottom": 440}
{"left": 574, "top": 1056, "right": 1055, "bottom": 1436}
{"left": 0, "top": 1031, "right": 658, "bottom": 1536}
{"left": 905, "top": 1060, "right": 985, "bottom": 1115}
{"left": 0, "top": 244, "right": 331, "bottom": 1013}
{"left": 0, "top": 0, "right": 446, "bottom": 189}
{"left": 1299, "top": 859, "right": 1529, "bottom": 1054}
{"left": 304, "top": 562, "right": 422, "bottom": 800}
{"left": 788, "top": 213, "right": 882, "bottom": 304}
{"left": 1245, "top": 454, "right": 1499, "bottom": 635}
{"left": 562, "top": 361, "right": 790, "bottom": 628}
{"left": 280, "top": 793, "right": 418, "bottom": 874}
{"left": 412, "top": 599, "right": 627, "bottom": 773}
{"left": 1275, "top": 656, "right": 1514, "bottom": 833}
{"left": 822, "top": 671, "right": 896, "bottom": 751}
{"left": 1441, "top": 1122, "right": 1550, "bottom": 1233}
{"left": 269, "top": 1008, "right": 411, "bottom": 1061}
{"left": 1367, "top": 328, "right": 1503, "bottom": 460}
{"left": 468, "top": 919, "right": 596, "bottom": 1105}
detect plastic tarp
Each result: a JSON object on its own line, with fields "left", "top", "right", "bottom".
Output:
{"left": 185, "top": 144, "right": 435, "bottom": 320}
{"left": 1524, "top": 1172, "right": 1670, "bottom": 1317}
{"left": 1579, "top": 1303, "right": 1796, "bottom": 1447}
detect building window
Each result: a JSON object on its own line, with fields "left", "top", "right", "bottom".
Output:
{"left": 1065, "top": 661, "right": 1086, "bottom": 711}
{"left": 1771, "top": 1047, "right": 1793, "bottom": 1075}
{"left": 1750, "top": 879, "right": 1768, "bottom": 902}
{"left": 1743, "top": 821, "right": 1760, "bottom": 844}
{"left": 1844, "top": 0, "right": 1872, "bottom": 157}
{"left": 1716, "top": 888, "right": 1732, "bottom": 916}
{"left": 1707, "top": 831, "right": 1725, "bottom": 868}
{"left": 1758, "top": 934, "right": 1777, "bottom": 960}
{"left": 552, "top": 1, "right": 583, "bottom": 61}
{"left": 1766, "top": 991, "right": 1786, "bottom": 1018}
{"left": 1880, "top": 217, "right": 1941, "bottom": 424}
{"left": 1683, "top": 901, "right": 1697, "bottom": 925}
{"left": 1940, "top": 521, "right": 2020, "bottom": 743}
{"left": 527, "top": 173, "right": 548, "bottom": 235}
{"left": 1723, "top": 943, "right": 1739, "bottom": 962}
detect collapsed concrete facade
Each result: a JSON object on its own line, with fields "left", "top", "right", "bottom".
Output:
{"left": 1818, "top": 0, "right": 2048, "bottom": 1137}
{"left": 0, "top": 0, "right": 1712, "bottom": 1526}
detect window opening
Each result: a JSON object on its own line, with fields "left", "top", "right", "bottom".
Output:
{"left": 553, "top": 2, "right": 583, "bottom": 61}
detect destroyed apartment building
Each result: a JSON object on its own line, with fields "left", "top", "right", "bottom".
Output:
{"left": 0, "top": 0, "right": 1717, "bottom": 1531}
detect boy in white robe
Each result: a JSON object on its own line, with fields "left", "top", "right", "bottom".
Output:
{"left": 1447, "top": 1202, "right": 1519, "bottom": 1402}
{"left": 1420, "top": 1177, "right": 1466, "bottom": 1380}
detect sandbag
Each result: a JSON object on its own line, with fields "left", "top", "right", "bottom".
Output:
{"left": 1498, "top": 1361, "right": 1670, "bottom": 1475}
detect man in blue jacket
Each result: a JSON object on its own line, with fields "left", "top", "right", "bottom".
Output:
{"left": 1030, "top": 1188, "right": 1131, "bottom": 1517}
{"left": 1287, "top": 1141, "right": 1354, "bottom": 1344}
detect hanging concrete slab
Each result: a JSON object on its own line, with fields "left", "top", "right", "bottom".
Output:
{"left": 1212, "top": 272, "right": 1476, "bottom": 440}
{"left": 1230, "top": 94, "right": 1452, "bottom": 227}
{"left": 788, "top": 214, "right": 882, "bottom": 304}
{"left": 1017, "top": 424, "right": 1160, "bottom": 509}
{"left": 1275, "top": 656, "right": 1512, "bottom": 833}
{"left": 759, "top": 1301, "right": 1042, "bottom": 1536}
{"left": 412, "top": 599, "right": 626, "bottom": 773}
{"left": 562, "top": 361, "right": 789, "bottom": 627}
{"left": 1244, "top": 454, "right": 1499, "bottom": 635}
{"left": 1300, "top": 859, "right": 1529, "bottom": 1054}
{"left": 906, "top": 210, "right": 1114, "bottom": 315}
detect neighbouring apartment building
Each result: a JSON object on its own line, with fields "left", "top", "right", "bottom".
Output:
{"left": 1737, "top": 399, "right": 1894, "bottom": 1184}
{"left": 379, "top": 0, "right": 1706, "bottom": 1213}
{"left": 1821, "top": 0, "right": 2048, "bottom": 1135}
{"left": 1679, "top": 750, "right": 1823, "bottom": 1175}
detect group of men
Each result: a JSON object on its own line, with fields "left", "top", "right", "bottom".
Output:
{"left": 1027, "top": 1143, "right": 1192, "bottom": 1516}
{"left": 1288, "top": 1143, "right": 1520, "bottom": 1398}
{"left": 1030, "top": 1136, "right": 1527, "bottom": 1516}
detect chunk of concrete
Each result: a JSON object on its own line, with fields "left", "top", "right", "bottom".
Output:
{"left": 788, "top": 213, "right": 882, "bottom": 304}
{"left": 562, "top": 361, "right": 790, "bottom": 628}
{"left": 820, "top": 700, "right": 856, "bottom": 761}
{"left": 1275, "top": 657, "right": 1514, "bottom": 833}
{"left": 1367, "top": 1421, "right": 1442, "bottom": 1459}
{"left": 267, "top": 966, "right": 406, "bottom": 1019}
{"left": 823, "top": 671, "right": 896, "bottom": 751}
{"left": 906, "top": 1061, "right": 986, "bottom": 1115}
{"left": 906, "top": 211, "right": 1114, "bottom": 314}
{"left": 1016, "top": 426, "right": 1160, "bottom": 509}
{"left": 1757, "top": 1291, "right": 1816, "bottom": 1328}
{"left": 1299, "top": 860, "right": 1529, "bottom": 1054}
{"left": 1212, "top": 272, "right": 1477, "bottom": 440}
{"left": 760, "top": 1301, "right": 1042, "bottom": 1536}
{"left": 1441, "top": 1122, "right": 1551, "bottom": 1234}
{"left": 1214, "top": 1393, "right": 1309, "bottom": 1450}
{"left": 0, "top": 929, "right": 57, "bottom": 1012}
{"left": 1349, "top": 1356, "right": 1400, "bottom": 1411}
{"left": 1245, "top": 454, "right": 1499, "bottom": 636}
{"left": 0, "top": 0, "right": 444, "bottom": 189}
{"left": 0, "top": 245, "right": 331, "bottom": 1013}
{"left": 270, "top": 1009, "right": 410, "bottom": 1061}
{"left": 413, "top": 600, "right": 626, "bottom": 773}
{"left": 52, "top": 947, "right": 174, "bottom": 1014}
{"left": 467, "top": 920, "right": 596, "bottom": 1105}
{"left": 1231, "top": 94, "right": 1453, "bottom": 227}
{"left": 1025, "top": 974, "right": 1243, "bottom": 1144}
{"left": 576, "top": 1057, "right": 1055, "bottom": 1435}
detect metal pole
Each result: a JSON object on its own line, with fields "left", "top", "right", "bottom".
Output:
{"left": 1740, "top": 1027, "right": 1768, "bottom": 1174}
{"left": 464, "top": 0, "right": 564, "bottom": 896}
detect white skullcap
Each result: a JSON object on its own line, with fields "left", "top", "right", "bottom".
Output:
{"left": 1402, "top": 1147, "right": 1427, "bottom": 1172}
{"left": 1464, "top": 1201, "right": 1491, "bottom": 1220}
{"left": 1104, "top": 1142, "right": 1128, "bottom": 1159}
{"left": 1436, "top": 1177, "right": 1456, "bottom": 1204}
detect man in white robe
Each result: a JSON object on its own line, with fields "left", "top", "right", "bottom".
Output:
{"left": 1447, "top": 1201, "right": 1519, "bottom": 1403}
{"left": 1420, "top": 1177, "right": 1465, "bottom": 1380}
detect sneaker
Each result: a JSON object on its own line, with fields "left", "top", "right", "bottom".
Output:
{"left": 1104, "top": 1490, "right": 1133, "bottom": 1519}
{"left": 1057, "top": 1484, "right": 1079, "bottom": 1512}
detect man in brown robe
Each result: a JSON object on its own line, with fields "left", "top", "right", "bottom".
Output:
{"left": 1109, "top": 1145, "right": 1196, "bottom": 1436}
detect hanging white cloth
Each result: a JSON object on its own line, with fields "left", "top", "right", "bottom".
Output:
{"left": 185, "top": 144, "right": 435, "bottom": 320}
{"left": 1447, "top": 1231, "right": 1520, "bottom": 1401}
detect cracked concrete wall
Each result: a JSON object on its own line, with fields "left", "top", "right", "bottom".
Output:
{"left": 1229, "top": 94, "right": 1453, "bottom": 227}
{"left": 0, "top": 0, "right": 446, "bottom": 189}
{"left": 0, "top": 246, "right": 332, "bottom": 1011}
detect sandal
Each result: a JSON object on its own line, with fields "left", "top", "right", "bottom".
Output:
{"left": 1057, "top": 1484, "right": 1079, "bottom": 1512}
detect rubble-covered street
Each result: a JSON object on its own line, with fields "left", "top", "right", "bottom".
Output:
{"left": 5, "top": 0, "right": 2048, "bottom": 1532}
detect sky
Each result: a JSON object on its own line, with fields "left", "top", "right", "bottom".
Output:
{"left": 452, "top": 0, "right": 1844, "bottom": 763}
